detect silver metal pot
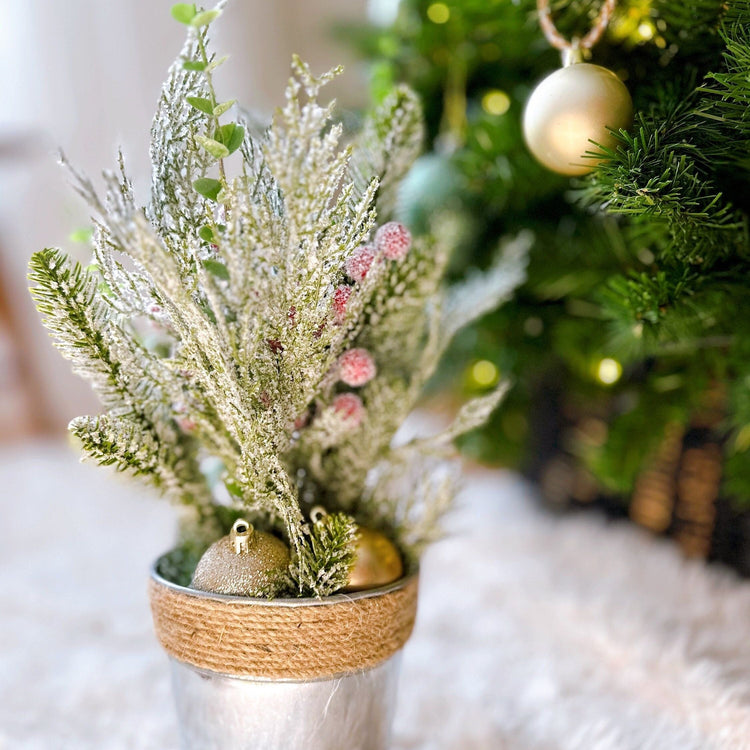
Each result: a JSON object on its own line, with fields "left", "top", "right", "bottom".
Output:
{"left": 149, "top": 558, "right": 418, "bottom": 750}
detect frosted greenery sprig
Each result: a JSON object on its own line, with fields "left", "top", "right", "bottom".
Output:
{"left": 29, "top": 5, "right": 527, "bottom": 596}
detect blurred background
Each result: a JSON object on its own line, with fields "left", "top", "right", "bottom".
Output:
{"left": 2, "top": 0, "right": 750, "bottom": 575}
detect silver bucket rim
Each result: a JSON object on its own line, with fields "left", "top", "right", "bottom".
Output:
{"left": 150, "top": 551, "right": 419, "bottom": 608}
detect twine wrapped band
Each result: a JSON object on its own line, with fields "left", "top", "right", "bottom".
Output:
{"left": 149, "top": 564, "right": 419, "bottom": 681}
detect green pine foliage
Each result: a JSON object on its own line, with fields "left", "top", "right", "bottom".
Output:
{"left": 293, "top": 512, "right": 359, "bottom": 597}
{"left": 347, "top": 0, "right": 750, "bottom": 507}
{"left": 29, "top": 6, "right": 526, "bottom": 596}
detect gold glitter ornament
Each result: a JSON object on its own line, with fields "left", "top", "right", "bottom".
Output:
{"left": 191, "top": 519, "right": 290, "bottom": 596}
{"left": 310, "top": 507, "right": 404, "bottom": 592}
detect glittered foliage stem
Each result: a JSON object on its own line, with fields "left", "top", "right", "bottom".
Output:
{"left": 29, "top": 5, "right": 527, "bottom": 597}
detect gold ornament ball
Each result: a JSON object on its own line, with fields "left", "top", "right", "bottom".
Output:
{"left": 191, "top": 519, "right": 290, "bottom": 596}
{"left": 523, "top": 63, "right": 633, "bottom": 176}
{"left": 344, "top": 527, "right": 403, "bottom": 592}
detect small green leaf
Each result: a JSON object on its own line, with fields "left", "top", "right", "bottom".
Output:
{"left": 182, "top": 60, "right": 207, "bottom": 72}
{"left": 171, "top": 3, "right": 196, "bottom": 24}
{"left": 193, "top": 177, "right": 222, "bottom": 200}
{"left": 224, "top": 477, "right": 244, "bottom": 498}
{"left": 202, "top": 259, "right": 230, "bottom": 280}
{"left": 206, "top": 55, "right": 229, "bottom": 72}
{"left": 190, "top": 9, "right": 221, "bottom": 27}
{"left": 226, "top": 126, "right": 245, "bottom": 154}
{"left": 198, "top": 225, "right": 216, "bottom": 243}
{"left": 195, "top": 135, "right": 230, "bottom": 159}
{"left": 213, "top": 99, "right": 236, "bottom": 117}
{"left": 215, "top": 123, "right": 245, "bottom": 154}
{"left": 214, "top": 123, "right": 232, "bottom": 145}
{"left": 199, "top": 299, "right": 217, "bottom": 324}
{"left": 186, "top": 96, "right": 214, "bottom": 115}
{"left": 69, "top": 227, "right": 93, "bottom": 243}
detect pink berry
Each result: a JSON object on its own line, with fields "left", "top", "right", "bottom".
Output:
{"left": 332, "top": 393, "right": 365, "bottom": 428}
{"left": 338, "top": 348, "right": 376, "bottom": 387}
{"left": 333, "top": 285, "right": 352, "bottom": 323}
{"left": 345, "top": 245, "right": 376, "bottom": 282}
{"left": 375, "top": 222, "right": 411, "bottom": 261}
{"left": 173, "top": 401, "right": 195, "bottom": 432}
{"left": 176, "top": 416, "right": 197, "bottom": 433}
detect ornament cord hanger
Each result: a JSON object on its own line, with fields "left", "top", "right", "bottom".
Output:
{"left": 537, "top": 0, "right": 616, "bottom": 64}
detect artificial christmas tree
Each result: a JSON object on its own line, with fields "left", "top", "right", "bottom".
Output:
{"left": 347, "top": 0, "right": 750, "bottom": 572}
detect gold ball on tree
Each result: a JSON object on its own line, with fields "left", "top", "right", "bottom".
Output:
{"left": 191, "top": 519, "right": 290, "bottom": 596}
{"left": 523, "top": 62, "right": 633, "bottom": 176}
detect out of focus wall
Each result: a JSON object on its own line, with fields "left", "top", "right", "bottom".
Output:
{"left": 0, "top": 0, "right": 368, "bottom": 432}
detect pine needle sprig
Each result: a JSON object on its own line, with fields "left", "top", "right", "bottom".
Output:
{"left": 292, "top": 512, "right": 359, "bottom": 597}
{"left": 576, "top": 107, "right": 749, "bottom": 267}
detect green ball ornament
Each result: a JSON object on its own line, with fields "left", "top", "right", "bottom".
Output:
{"left": 523, "top": 62, "right": 633, "bottom": 176}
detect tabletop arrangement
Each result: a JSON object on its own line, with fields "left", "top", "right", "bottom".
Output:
{"left": 28, "top": 4, "right": 527, "bottom": 748}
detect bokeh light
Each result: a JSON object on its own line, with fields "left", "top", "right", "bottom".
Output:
{"left": 481, "top": 89, "right": 511, "bottom": 116}
{"left": 427, "top": 3, "right": 450, "bottom": 24}
{"left": 596, "top": 358, "right": 623, "bottom": 385}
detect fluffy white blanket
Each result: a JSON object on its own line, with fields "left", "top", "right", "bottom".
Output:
{"left": 1, "top": 443, "right": 749, "bottom": 749}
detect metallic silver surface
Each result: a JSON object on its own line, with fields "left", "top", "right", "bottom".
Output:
{"left": 169, "top": 654, "right": 403, "bottom": 750}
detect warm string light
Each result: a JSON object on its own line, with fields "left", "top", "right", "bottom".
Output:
{"left": 481, "top": 90, "right": 511, "bottom": 116}
{"left": 596, "top": 357, "right": 622, "bottom": 385}
{"left": 427, "top": 3, "right": 450, "bottom": 24}
{"left": 470, "top": 360, "right": 500, "bottom": 387}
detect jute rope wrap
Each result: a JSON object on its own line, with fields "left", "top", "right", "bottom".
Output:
{"left": 149, "top": 569, "right": 419, "bottom": 681}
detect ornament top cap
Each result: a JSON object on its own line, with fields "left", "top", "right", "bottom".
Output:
{"left": 562, "top": 46, "right": 585, "bottom": 67}
{"left": 231, "top": 518, "right": 255, "bottom": 554}
{"left": 310, "top": 505, "right": 327, "bottom": 524}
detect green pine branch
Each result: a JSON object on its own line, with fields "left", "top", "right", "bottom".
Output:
{"left": 292, "top": 512, "right": 358, "bottom": 597}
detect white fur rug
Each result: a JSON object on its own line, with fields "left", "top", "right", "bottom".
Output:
{"left": 2, "top": 442, "right": 750, "bottom": 749}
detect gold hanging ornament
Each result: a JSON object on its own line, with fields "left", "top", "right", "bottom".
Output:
{"left": 191, "top": 518, "right": 290, "bottom": 596}
{"left": 310, "top": 506, "right": 403, "bottom": 592}
{"left": 523, "top": 0, "right": 633, "bottom": 176}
